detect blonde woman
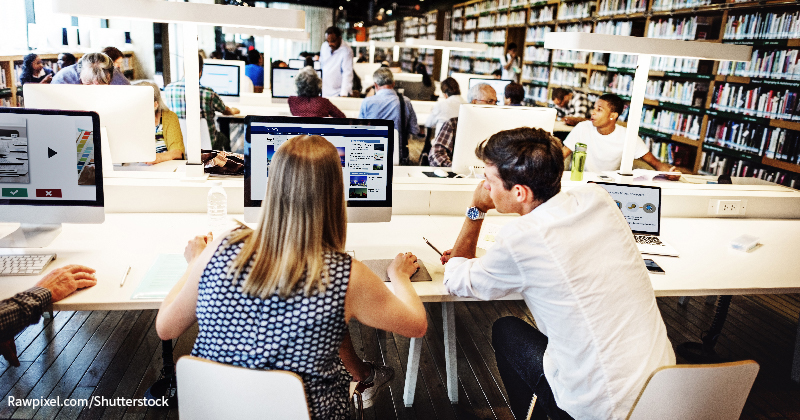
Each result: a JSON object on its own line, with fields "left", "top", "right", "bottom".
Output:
{"left": 156, "top": 135, "right": 427, "bottom": 418}
{"left": 133, "top": 81, "right": 185, "bottom": 164}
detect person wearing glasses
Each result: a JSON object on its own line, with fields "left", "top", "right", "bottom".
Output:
{"left": 429, "top": 83, "right": 497, "bottom": 167}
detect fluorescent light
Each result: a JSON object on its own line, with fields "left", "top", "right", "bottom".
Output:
{"left": 53, "top": 0, "right": 305, "bottom": 31}
{"left": 222, "top": 27, "right": 309, "bottom": 41}
{"left": 544, "top": 32, "right": 751, "bottom": 62}
{"left": 404, "top": 38, "right": 488, "bottom": 52}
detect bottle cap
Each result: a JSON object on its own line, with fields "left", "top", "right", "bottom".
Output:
{"left": 574, "top": 143, "right": 587, "bottom": 153}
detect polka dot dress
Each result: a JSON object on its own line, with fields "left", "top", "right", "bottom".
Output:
{"left": 191, "top": 235, "right": 352, "bottom": 419}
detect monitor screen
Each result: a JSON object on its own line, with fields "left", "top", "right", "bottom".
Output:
{"left": 200, "top": 62, "right": 241, "bottom": 96}
{"left": 244, "top": 116, "right": 393, "bottom": 221}
{"left": 0, "top": 108, "right": 103, "bottom": 208}
{"left": 468, "top": 78, "right": 513, "bottom": 105}
{"left": 593, "top": 182, "right": 661, "bottom": 235}
{"left": 314, "top": 61, "right": 321, "bottom": 70}
{"left": 271, "top": 68, "right": 324, "bottom": 98}
{"left": 287, "top": 59, "right": 304, "bottom": 69}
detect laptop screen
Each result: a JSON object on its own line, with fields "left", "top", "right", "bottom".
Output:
{"left": 593, "top": 182, "right": 661, "bottom": 236}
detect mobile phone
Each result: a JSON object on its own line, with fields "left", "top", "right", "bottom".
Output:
{"left": 644, "top": 259, "right": 665, "bottom": 274}
{"left": 597, "top": 174, "right": 613, "bottom": 181}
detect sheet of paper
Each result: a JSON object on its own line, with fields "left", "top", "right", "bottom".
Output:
{"left": 478, "top": 223, "right": 502, "bottom": 251}
{"left": 131, "top": 254, "right": 189, "bottom": 300}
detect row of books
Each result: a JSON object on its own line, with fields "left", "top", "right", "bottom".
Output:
{"left": 717, "top": 48, "right": 800, "bottom": 80}
{"left": 606, "top": 53, "right": 638, "bottom": 69}
{"left": 764, "top": 127, "right": 800, "bottom": 164}
{"left": 641, "top": 106, "right": 702, "bottom": 140}
{"left": 594, "top": 20, "right": 633, "bottom": 36}
{"left": 711, "top": 83, "right": 800, "bottom": 121}
{"left": 477, "top": 29, "right": 506, "bottom": 43}
{"left": 588, "top": 72, "right": 634, "bottom": 96}
{"left": 550, "top": 68, "right": 585, "bottom": 88}
{"left": 646, "top": 17, "right": 713, "bottom": 40}
{"left": 723, "top": 12, "right": 800, "bottom": 41}
{"left": 524, "top": 85, "right": 548, "bottom": 103}
{"left": 645, "top": 79, "right": 699, "bottom": 106}
{"left": 0, "top": 70, "right": 7, "bottom": 88}
{"left": 597, "top": 0, "right": 646, "bottom": 16}
{"left": 526, "top": 26, "right": 553, "bottom": 43}
{"left": 557, "top": 23, "right": 593, "bottom": 34}
{"left": 529, "top": 6, "right": 556, "bottom": 24}
{"left": 642, "top": 137, "right": 694, "bottom": 167}
{"left": 524, "top": 46, "right": 550, "bottom": 63}
{"left": 451, "top": 45, "right": 506, "bottom": 60}
{"left": 508, "top": 10, "right": 526, "bottom": 26}
{"left": 651, "top": 0, "right": 712, "bottom": 11}
{"left": 704, "top": 118, "right": 770, "bottom": 155}
{"left": 552, "top": 50, "right": 590, "bottom": 64}
{"left": 701, "top": 151, "right": 798, "bottom": 188}
{"left": 650, "top": 57, "right": 699, "bottom": 73}
{"left": 558, "top": 1, "right": 593, "bottom": 20}
{"left": 452, "top": 32, "right": 476, "bottom": 43}
{"left": 522, "top": 64, "right": 550, "bottom": 82}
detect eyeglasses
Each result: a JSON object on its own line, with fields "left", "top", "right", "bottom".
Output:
{"left": 475, "top": 99, "right": 497, "bottom": 105}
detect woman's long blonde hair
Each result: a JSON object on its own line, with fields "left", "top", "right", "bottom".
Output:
{"left": 228, "top": 135, "right": 347, "bottom": 298}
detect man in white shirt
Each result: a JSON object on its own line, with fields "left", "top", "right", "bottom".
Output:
{"left": 319, "top": 26, "right": 354, "bottom": 97}
{"left": 441, "top": 127, "right": 675, "bottom": 419}
{"left": 563, "top": 93, "right": 675, "bottom": 172}
{"left": 499, "top": 43, "right": 521, "bottom": 83}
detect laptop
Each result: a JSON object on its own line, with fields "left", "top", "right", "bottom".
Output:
{"left": 593, "top": 182, "right": 680, "bottom": 257}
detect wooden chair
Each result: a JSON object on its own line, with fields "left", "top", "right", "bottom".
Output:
{"left": 524, "top": 360, "right": 759, "bottom": 420}
{"left": 177, "top": 356, "right": 364, "bottom": 420}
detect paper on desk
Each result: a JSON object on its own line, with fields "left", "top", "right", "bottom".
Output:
{"left": 131, "top": 254, "right": 189, "bottom": 300}
{"left": 632, "top": 169, "right": 681, "bottom": 182}
{"left": 478, "top": 223, "right": 502, "bottom": 250}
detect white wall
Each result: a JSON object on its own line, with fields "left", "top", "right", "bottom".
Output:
{"left": 0, "top": 0, "right": 28, "bottom": 52}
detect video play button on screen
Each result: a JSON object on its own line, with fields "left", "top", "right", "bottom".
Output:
{"left": 48, "top": 147, "right": 57, "bottom": 158}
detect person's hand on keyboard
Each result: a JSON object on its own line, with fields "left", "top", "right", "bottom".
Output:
{"left": 34, "top": 264, "right": 97, "bottom": 302}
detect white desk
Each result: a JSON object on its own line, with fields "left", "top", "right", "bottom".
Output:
{"left": 2, "top": 213, "right": 800, "bottom": 405}
{"left": 225, "top": 102, "right": 433, "bottom": 125}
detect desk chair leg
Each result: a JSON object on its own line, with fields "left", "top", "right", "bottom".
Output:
{"left": 144, "top": 339, "right": 178, "bottom": 407}
{"left": 443, "top": 302, "right": 458, "bottom": 404}
{"left": 678, "top": 296, "right": 689, "bottom": 306}
{"left": 792, "top": 315, "right": 800, "bottom": 383}
{"left": 677, "top": 295, "right": 732, "bottom": 364}
{"left": 403, "top": 337, "right": 423, "bottom": 407}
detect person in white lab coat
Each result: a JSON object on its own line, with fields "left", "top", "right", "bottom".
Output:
{"left": 319, "top": 26, "right": 354, "bottom": 97}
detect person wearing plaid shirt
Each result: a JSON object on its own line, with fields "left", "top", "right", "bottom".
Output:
{"left": 430, "top": 83, "right": 497, "bottom": 167}
{"left": 0, "top": 265, "right": 97, "bottom": 367}
{"left": 163, "top": 54, "right": 240, "bottom": 151}
{"left": 552, "top": 88, "right": 592, "bottom": 126}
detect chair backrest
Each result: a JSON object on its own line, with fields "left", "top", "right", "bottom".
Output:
{"left": 393, "top": 129, "right": 400, "bottom": 166}
{"left": 627, "top": 360, "right": 759, "bottom": 420}
{"left": 176, "top": 356, "right": 310, "bottom": 420}
{"left": 241, "top": 75, "right": 255, "bottom": 94}
{"left": 178, "top": 118, "right": 213, "bottom": 150}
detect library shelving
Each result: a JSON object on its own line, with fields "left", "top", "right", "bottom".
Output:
{"left": 399, "top": 11, "right": 442, "bottom": 76}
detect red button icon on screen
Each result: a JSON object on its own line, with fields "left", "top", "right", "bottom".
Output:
{"left": 36, "top": 189, "right": 62, "bottom": 198}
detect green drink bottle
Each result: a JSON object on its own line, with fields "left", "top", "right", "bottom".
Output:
{"left": 570, "top": 143, "right": 587, "bottom": 181}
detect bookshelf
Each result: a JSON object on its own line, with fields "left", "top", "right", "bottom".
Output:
{"left": 400, "top": 12, "right": 442, "bottom": 76}
{"left": 367, "top": 21, "right": 398, "bottom": 62}
{"left": 0, "top": 51, "right": 137, "bottom": 107}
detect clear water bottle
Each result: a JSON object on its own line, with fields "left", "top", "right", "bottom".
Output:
{"left": 207, "top": 181, "right": 227, "bottom": 227}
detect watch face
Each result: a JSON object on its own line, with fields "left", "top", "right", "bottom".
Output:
{"left": 467, "top": 207, "right": 480, "bottom": 220}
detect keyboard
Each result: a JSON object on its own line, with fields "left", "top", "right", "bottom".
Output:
{"left": 0, "top": 254, "right": 57, "bottom": 276}
{"left": 634, "top": 235, "right": 664, "bottom": 246}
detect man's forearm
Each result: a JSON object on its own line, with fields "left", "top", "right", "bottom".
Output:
{"left": 450, "top": 219, "right": 483, "bottom": 259}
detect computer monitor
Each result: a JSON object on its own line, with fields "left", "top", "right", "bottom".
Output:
{"left": 451, "top": 72, "right": 493, "bottom": 101}
{"left": 270, "top": 67, "right": 324, "bottom": 101}
{"left": 200, "top": 59, "right": 244, "bottom": 97}
{"left": 353, "top": 63, "right": 382, "bottom": 93}
{"left": 451, "top": 104, "right": 557, "bottom": 175}
{"left": 0, "top": 108, "right": 104, "bottom": 247}
{"left": 287, "top": 59, "right": 304, "bottom": 69}
{"left": 469, "top": 78, "right": 513, "bottom": 105}
{"left": 244, "top": 116, "right": 393, "bottom": 223}
{"left": 314, "top": 61, "right": 321, "bottom": 70}
{"left": 24, "top": 84, "right": 155, "bottom": 167}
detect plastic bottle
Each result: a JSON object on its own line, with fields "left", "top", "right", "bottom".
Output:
{"left": 207, "top": 181, "right": 227, "bottom": 227}
{"left": 570, "top": 143, "right": 587, "bottom": 181}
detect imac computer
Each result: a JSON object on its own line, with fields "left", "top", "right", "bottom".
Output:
{"left": 451, "top": 72, "right": 493, "bottom": 101}
{"left": 0, "top": 108, "right": 104, "bottom": 247}
{"left": 353, "top": 63, "right": 382, "bottom": 93}
{"left": 451, "top": 104, "right": 557, "bottom": 175}
{"left": 244, "top": 116, "right": 393, "bottom": 223}
{"left": 469, "top": 78, "right": 513, "bottom": 105}
{"left": 200, "top": 59, "right": 244, "bottom": 97}
{"left": 270, "top": 67, "right": 323, "bottom": 104}
{"left": 24, "top": 84, "right": 155, "bottom": 171}
{"left": 287, "top": 59, "right": 304, "bottom": 69}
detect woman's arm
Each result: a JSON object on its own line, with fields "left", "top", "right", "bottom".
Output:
{"left": 161, "top": 110, "right": 185, "bottom": 159}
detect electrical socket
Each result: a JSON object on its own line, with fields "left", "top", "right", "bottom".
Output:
{"left": 707, "top": 199, "right": 747, "bottom": 216}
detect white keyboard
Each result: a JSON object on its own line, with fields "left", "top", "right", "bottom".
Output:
{"left": 0, "top": 254, "right": 57, "bottom": 276}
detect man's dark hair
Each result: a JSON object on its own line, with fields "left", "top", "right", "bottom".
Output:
{"left": 598, "top": 93, "right": 624, "bottom": 115}
{"left": 198, "top": 53, "right": 204, "bottom": 69}
{"left": 102, "top": 46, "right": 124, "bottom": 63}
{"left": 325, "top": 26, "right": 342, "bottom": 39}
{"left": 59, "top": 53, "right": 77, "bottom": 67}
{"left": 507, "top": 42, "right": 517, "bottom": 51}
{"left": 552, "top": 87, "right": 571, "bottom": 102}
{"left": 491, "top": 69, "right": 502, "bottom": 77}
{"left": 504, "top": 82, "right": 524, "bottom": 105}
{"left": 440, "top": 77, "right": 460, "bottom": 97}
{"left": 475, "top": 127, "right": 564, "bottom": 202}
{"left": 247, "top": 49, "right": 261, "bottom": 65}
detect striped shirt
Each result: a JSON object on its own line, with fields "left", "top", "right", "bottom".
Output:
{"left": 163, "top": 80, "right": 227, "bottom": 148}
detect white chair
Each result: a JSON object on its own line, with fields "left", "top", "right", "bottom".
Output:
{"left": 178, "top": 118, "right": 213, "bottom": 151}
{"left": 393, "top": 129, "right": 400, "bottom": 166}
{"left": 241, "top": 75, "right": 255, "bottom": 94}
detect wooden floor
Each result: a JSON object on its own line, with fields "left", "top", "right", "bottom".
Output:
{"left": 1, "top": 294, "right": 799, "bottom": 419}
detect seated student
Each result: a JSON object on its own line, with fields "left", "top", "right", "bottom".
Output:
{"left": 425, "top": 77, "right": 465, "bottom": 136}
{"left": 163, "top": 54, "right": 240, "bottom": 151}
{"left": 57, "top": 53, "right": 76, "bottom": 71}
{"left": 358, "top": 68, "right": 419, "bottom": 160}
{"left": 103, "top": 46, "right": 125, "bottom": 70}
{"left": 429, "top": 83, "right": 497, "bottom": 167}
{"left": 19, "top": 53, "right": 53, "bottom": 85}
{"left": 564, "top": 94, "right": 676, "bottom": 172}
{"left": 245, "top": 49, "right": 265, "bottom": 93}
{"left": 52, "top": 52, "right": 130, "bottom": 85}
{"left": 552, "top": 87, "right": 592, "bottom": 126}
{"left": 288, "top": 67, "right": 346, "bottom": 118}
{"left": 504, "top": 82, "right": 524, "bottom": 106}
{"left": 440, "top": 128, "right": 675, "bottom": 420}
{"left": 156, "top": 135, "right": 427, "bottom": 418}
{"left": 133, "top": 81, "right": 185, "bottom": 164}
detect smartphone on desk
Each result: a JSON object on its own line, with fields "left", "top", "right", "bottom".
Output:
{"left": 644, "top": 259, "right": 665, "bottom": 275}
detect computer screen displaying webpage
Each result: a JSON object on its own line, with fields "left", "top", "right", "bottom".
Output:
{"left": 0, "top": 112, "right": 99, "bottom": 203}
{"left": 248, "top": 121, "right": 389, "bottom": 203}
{"left": 200, "top": 63, "right": 240, "bottom": 96}
{"left": 595, "top": 183, "right": 660, "bottom": 234}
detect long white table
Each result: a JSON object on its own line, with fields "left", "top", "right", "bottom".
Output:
{"left": 2, "top": 213, "right": 800, "bottom": 405}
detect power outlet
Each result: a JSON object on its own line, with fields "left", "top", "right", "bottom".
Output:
{"left": 707, "top": 199, "right": 747, "bottom": 216}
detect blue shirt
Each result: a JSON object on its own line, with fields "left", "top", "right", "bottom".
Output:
{"left": 358, "top": 88, "right": 419, "bottom": 140}
{"left": 245, "top": 64, "right": 264, "bottom": 87}
{"left": 51, "top": 64, "right": 130, "bottom": 85}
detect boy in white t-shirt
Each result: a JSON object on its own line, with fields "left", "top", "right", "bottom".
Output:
{"left": 563, "top": 94, "right": 675, "bottom": 173}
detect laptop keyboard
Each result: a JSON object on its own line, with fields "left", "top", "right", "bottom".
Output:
{"left": 635, "top": 235, "right": 663, "bottom": 246}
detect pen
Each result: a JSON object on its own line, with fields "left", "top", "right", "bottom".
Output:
{"left": 120, "top": 266, "right": 131, "bottom": 287}
{"left": 423, "top": 237, "right": 443, "bottom": 256}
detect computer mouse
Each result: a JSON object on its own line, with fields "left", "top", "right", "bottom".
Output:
{"left": 433, "top": 168, "right": 448, "bottom": 178}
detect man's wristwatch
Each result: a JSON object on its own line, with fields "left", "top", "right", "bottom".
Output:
{"left": 466, "top": 206, "right": 486, "bottom": 221}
